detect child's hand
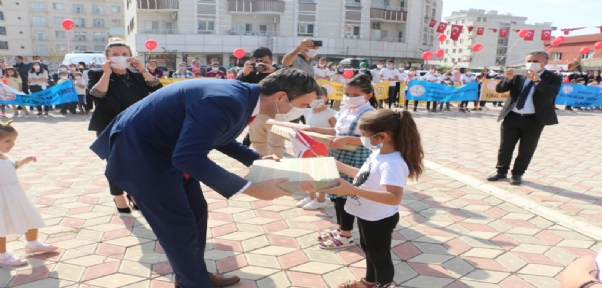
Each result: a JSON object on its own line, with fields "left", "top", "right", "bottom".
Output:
{"left": 262, "top": 155, "right": 281, "bottom": 162}
{"left": 21, "top": 156, "right": 37, "bottom": 165}
{"left": 300, "top": 126, "right": 315, "bottom": 132}
{"left": 329, "top": 137, "right": 347, "bottom": 149}
{"left": 322, "top": 178, "right": 354, "bottom": 195}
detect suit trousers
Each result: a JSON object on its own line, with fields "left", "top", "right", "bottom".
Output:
{"left": 495, "top": 112, "right": 545, "bottom": 176}
{"left": 136, "top": 176, "right": 212, "bottom": 288}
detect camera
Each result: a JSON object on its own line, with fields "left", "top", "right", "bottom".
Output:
{"left": 252, "top": 60, "right": 266, "bottom": 73}
{"left": 312, "top": 40, "right": 323, "bottom": 47}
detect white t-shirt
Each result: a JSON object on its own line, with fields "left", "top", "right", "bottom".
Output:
{"left": 74, "top": 78, "right": 86, "bottom": 95}
{"left": 314, "top": 66, "right": 329, "bottom": 79}
{"left": 371, "top": 69, "right": 381, "bottom": 83}
{"left": 396, "top": 70, "right": 408, "bottom": 83}
{"left": 427, "top": 74, "right": 440, "bottom": 82}
{"left": 461, "top": 74, "right": 475, "bottom": 84}
{"left": 379, "top": 69, "right": 397, "bottom": 86}
{"left": 335, "top": 101, "right": 373, "bottom": 135}
{"left": 303, "top": 108, "right": 336, "bottom": 128}
{"left": 344, "top": 150, "right": 409, "bottom": 221}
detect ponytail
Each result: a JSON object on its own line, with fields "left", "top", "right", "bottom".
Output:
{"left": 359, "top": 110, "right": 424, "bottom": 180}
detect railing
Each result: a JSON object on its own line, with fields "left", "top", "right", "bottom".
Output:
{"left": 370, "top": 7, "right": 407, "bottom": 21}
{"left": 226, "top": 30, "right": 280, "bottom": 36}
{"left": 344, "top": 35, "right": 360, "bottom": 39}
{"left": 140, "top": 29, "right": 179, "bottom": 34}
{"left": 227, "top": 0, "right": 285, "bottom": 13}
{"left": 345, "top": 1, "right": 361, "bottom": 7}
{"left": 197, "top": 30, "right": 216, "bottom": 35}
{"left": 372, "top": 36, "right": 404, "bottom": 42}
{"left": 372, "top": 4, "right": 405, "bottom": 11}
{"left": 138, "top": 0, "right": 179, "bottom": 9}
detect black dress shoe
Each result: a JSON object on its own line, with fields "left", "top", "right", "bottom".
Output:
{"left": 127, "top": 194, "right": 139, "bottom": 211}
{"left": 113, "top": 199, "right": 131, "bottom": 214}
{"left": 486, "top": 173, "right": 507, "bottom": 182}
{"left": 510, "top": 175, "right": 522, "bottom": 185}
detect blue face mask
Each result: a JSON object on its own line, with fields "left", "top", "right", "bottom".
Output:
{"left": 338, "top": 69, "right": 344, "bottom": 73}
{"left": 360, "top": 133, "right": 383, "bottom": 150}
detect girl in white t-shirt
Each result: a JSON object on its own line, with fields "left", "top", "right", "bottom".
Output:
{"left": 296, "top": 90, "right": 337, "bottom": 210}
{"left": 324, "top": 109, "right": 424, "bottom": 288}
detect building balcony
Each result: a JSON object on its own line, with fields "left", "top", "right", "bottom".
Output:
{"left": 137, "top": 0, "right": 179, "bottom": 10}
{"left": 140, "top": 29, "right": 179, "bottom": 35}
{"left": 370, "top": 7, "right": 407, "bottom": 22}
{"left": 372, "top": 36, "right": 405, "bottom": 43}
{"left": 227, "top": 0, "right": 285, "bottom": 14}
{"left": 226, "top": 30, "right": 281, "bottom": 36}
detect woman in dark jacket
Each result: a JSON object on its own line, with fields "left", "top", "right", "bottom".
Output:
{"left": 88, "top": 38, "right": 163, "bottom": 213}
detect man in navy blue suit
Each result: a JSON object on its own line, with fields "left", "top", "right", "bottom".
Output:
{"left": 91, "top": 68, "right": 320, "bottom": 287}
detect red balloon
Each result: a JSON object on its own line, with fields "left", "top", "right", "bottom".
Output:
{"left": 472, "top": 43, "right": 483, "bottom": 52}
{"left": 422, "top": 51, "right": 433, "bottom": 61}
{"left": 62, "top": 19, "right": 74, "bottom": 31}
{"left": 437, "top": 34, "right": 447, "bottom": 42}
{"left": 556, "top": 35, "right": 566, "bottom": 43}
{"left": 145, "top": 39, "right": 157, "bottom": 51}
{"left": 435, "top": 49, "right": 445, "bottom": 58}
{"left": 342, "top": 69, "right": 354, "bottom": 79}
{"left": 518, "top": 29, "right": 529, "bottom": 39}
{"left": 233, "top": 48, "right": 246, "bottom": 59}
{"left": 595, "top": 42, "right": 602, "bottom": 50}
{"left": 580, "top": 47, "right": 590, "bottom": 55}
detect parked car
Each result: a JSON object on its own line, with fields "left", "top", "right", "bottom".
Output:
{"left": 339, "top": 58, "right": 368, "bottom": 69}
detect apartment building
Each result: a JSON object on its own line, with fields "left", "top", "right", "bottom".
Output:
{"left": 0, "top": 0, "right": 125, "bottom": 68}
{"left": 125, "top": 0, "right": 443, "bottom": 69}
{"left": 435, "top": 9, "right": 553, "bottom": 69}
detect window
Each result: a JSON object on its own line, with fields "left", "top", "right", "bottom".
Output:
{"left": 35, "top": 44, "right": 48, "bottom": 54}
{"left": 0, "top": 41, "right": 8, "bottom": 50}
{"left": 74, "top": 18, "right": 85, "bottom": 27}
{"left": 298, "top": 22, "right": 314, "bottom": 36}
{"left": 0, "top": 11, "right": 4, "bottom": 21}
{"left": 73, "top": 4, "right": 84, "bottom": 14}
{"left": 163, "top": 22, "right": 175, "bottom": 34}
{"left": 582, "top": 52, "right": 593, "bottom": 59}
{"left": 458, "top": 49, "right": 463, "bottom": 53}
{"left": 112, "top": 19, "right": 122, "bottom": 27}
{"left": 445, "top": 49, "right": 448, "bottom": 53}
{"left": 145, "top": 21, "right": 159, "bottom": 33}
{"left": 459, "top": 39, "right": 464, "bottom": 44}
{"left": 483, "top": 18, "right": 487, "bottom": 22}
{"left": 497, "top": 48, "right": 504, "bottom": 54}
{"left": 452, "top": 49, "right": 456, "bottom": 53}
{"left": 498, "top": 39, "right": 505, "bottom": 44}
{"left": 56, "top": 44, "right": 67, "bottom": 52}
{"left": 552, "top": 52, "right": 562, "bottom": 60}
{"left": 344, "top": 25, "right": 360, "bottom": 38}
{"left": 94, "top": 45, "right": 104, "bottom": 52}
{"left": 445, "top": 40, "right": 449, "bottom": 44}
{"left": 52, "top": 3, "right": 63, "bottom": 10}
{"left": 92, "top": 5, "right": 104, "bottom": 14}
{"left": 93, "top": 19, "right": 105, "bottom": 28}
{"left": 111, "top": 6, "right": 120, "bottom": 13}
{"left": 74, "top": 31, "right": 86, "bottom": 41}
{"left": 75, "top": 45, "right": 87, "bottom": 52}
{"left": 197, "top": 19, "right": 214, "bottom": 34}
{"left": 345, "top": 0, "right": 361, "bottom": 7}
{"left": 235, "top": 23, "right": 252, "bottom": 33}
{"left": 400, "top": 0, "right": 405, "bottom": 9}
{"left": 461, "top": 19, "right": 466, "bottom": 24}
{"left": 34, "top": 30, "right": 47, "bottom": 40}
{"left": 55, "top": 30, "right": 65, "bottom": 38}
{"left": 0, "top": 26, "right": 5, "bottom": 35}
{"left": 259, "top": 24, "right": 268, "bottom": 34}
{"left": 477, "top": 17, "right": 481, "bottom": 22}
{"left": 30, "top": 2, "right": 44, "bottom": 12}
{"left": 93, "top": 32, "right": 106, "bottom": 42}
{"left": 32, "top": 16, "right": 46, "bottom": 26}
{"left": 446, "top": 30, "right": 450, "bottom": 35}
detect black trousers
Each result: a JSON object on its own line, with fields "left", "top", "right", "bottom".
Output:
{"left": 29, "top": 85, "right": 49, "bottom": 112}
{"left": 426, "top": 101, "right": 438, "bottom": 110}
{"left": 242, "top": 133, "right": 251, "bottom": 147}
{"left": 358, "top": 213, "right": 400, "bottom": 285}
{"left": 387, "top": 85, "right": 397, "bottom": 108}
{"left": 496, "top": 112, "right": 545, "bottom": 176}
{"left": 96, "top": 131, "right": 126, "bottom": 196}
{"left": 332, "top": 197, "right": 355, "bottom": 231}
{"left": 404, "top": 100, "right": 418, "bottom": 109}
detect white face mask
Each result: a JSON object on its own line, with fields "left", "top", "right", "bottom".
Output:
{"left": 212, "top": 67, "right": 219, "bottom": 72}
{"left": 275, "top": 96, "right": 305, "bottom": 122}
{"left": 305, "top": 49, "right": 318, "bottom": 58}
{"left": 318, "top": 64, "right": 325, "bottom": 68}
{"left": 386, "top": 64, "right": 394, "bottom": 69}
{"left": 399, "top": 68, "right": 405, "bottom": 71}
{"left": 110, "top": 56, "right": 130, "bottom": 70}
{"left": 525, "top": 62, "right": 541, "bottom": 72}
{"left": 343, "top": 95, "right": 367, "bottom": 107}
{"left": 75, "top": 76, "right": 82, "bottom": 80}
{"left": 360, "top": 134, "right": 383, "bottom": 151}
{"left": 70, "top": 67, "right": 76, "bottom": 71}
{"left": 377, "top": 65, "right": 383, "bottom": 69}
{"left": 33, "top": 65, "right": 40, "bottom": 70}
{"left": 310, "top": 99, "right": 324, "bottom": 108}
{"left": 59, "top": 68, "right": 67, "bottom": 72}
{"left": 60, "top": 76, "right": 68, "bottom": 80}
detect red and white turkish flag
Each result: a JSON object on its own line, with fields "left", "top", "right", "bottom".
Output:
{"left": 450, "top": 24, "right": 463, "bottom": 41}
{"left": 541, "top": 30, "right": 552, "bottom": 40}
{"left": 429, "top": 19, "right": 437, "bottom": 28}
{"left": 489, "top": 28, "right": 498, "bottom": 33}
{"left": 524, "top": 30, "right": 535, "bottom": 41}
{"left": 499, "top": 28, "right": 509, "bottom": 38}
{"left": 476, "top": 27, "right": 485, "bottom": 35}
{"left": 436, "top": 22, "right": 448, "bottom": 33}
{"left": 467, "top": 26, "right": 474, "bottom": 33}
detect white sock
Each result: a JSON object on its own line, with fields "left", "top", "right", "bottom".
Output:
{"left": 25, "top": 240, "right": 42, "bottom": 248}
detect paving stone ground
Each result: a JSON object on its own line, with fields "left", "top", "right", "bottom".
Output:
{"left": 0, "top": 106, "right": 600, "bottom": 288}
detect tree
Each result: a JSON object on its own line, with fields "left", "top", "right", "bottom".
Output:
{"left": 570, "top": 59, "right": 582, "bottom": 72}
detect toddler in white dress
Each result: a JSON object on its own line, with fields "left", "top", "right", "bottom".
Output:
{"left": 0, "top": 120, "right": 57, "bottom": 267}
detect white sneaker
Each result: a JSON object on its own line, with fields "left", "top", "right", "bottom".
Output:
{"left": 296, "top": 196, "right": 313, "bottom": 208}
{"left": 303, "top": 199, "right": 328, "bottom": 210}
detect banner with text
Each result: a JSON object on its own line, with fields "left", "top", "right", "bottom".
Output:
{"left": 480, "top": 79, "right": 510, "bottom": 101}
{"left": 317, "top": 80, "right": 345, "bottom": 101}
{"left": 405, "top": 80, "right": 479, "bottom": 102}
{"left": 0, "top": 81, "right": 78, "bottom": 106}
{"left": 555, "top": 84, "right": 602, "bottom": 107}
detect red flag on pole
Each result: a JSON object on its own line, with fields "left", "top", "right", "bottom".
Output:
{"left": 467, "top": 26, "right": 474, "bottom": 33}
{"left": 541, "top": 30, "right": 552, "bottom": 40}
{"left": 489, "top": 28, "right": 498, "bottom": 33}
{"left": 476, "top": 27, "right": 485, "bottom": 35}
{"left": 436, "top": 22, "right": 448, "bottom": 33}
{"left": 524, "top": 30, "right": 535, "bottom": 41}
{"left": 450, "top": 24, "right": 463, "bottom": 41}
{"left": 561, "top": 27, "right": 585, "bottom": 35}
{"left": 596, "top": 26, "right": 602, "bottom": 33}
{"left": 429, "top": 19, "right": 437, "bottom": 28}
{"left": 499, "top": 28, "right": 509, "bottom": 38}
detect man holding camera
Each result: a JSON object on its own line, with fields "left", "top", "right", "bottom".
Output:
{"left": 282, "top": 39, "right": 321, "bottom": 77}
{"left": 238, "top": 47, "right": 278, "bottom": 84}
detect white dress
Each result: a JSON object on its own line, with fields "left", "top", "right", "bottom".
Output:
{"left": 0, "top": 156, "right": 45, "bottom": 237}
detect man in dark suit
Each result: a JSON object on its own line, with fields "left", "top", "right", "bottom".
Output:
{"left": 90, "top": 68, "right": 319, "bottom": 288}
{"left": 487, "top": 50, "right": 561, "bottom": 185}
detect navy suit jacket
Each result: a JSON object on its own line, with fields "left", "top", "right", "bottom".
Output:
{"left": 90, "top": 79, "right": 262, "bottom": 204}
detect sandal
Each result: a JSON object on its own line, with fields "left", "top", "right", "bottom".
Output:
{"left": 317, "top": 229, "right": 339, "bottom": 241}
{"left": 338, "top": 278, "right": 375, "bottom": 288}
{"left": 319, "top": 235, "right": 355, "bottom": 249}
{"left": 0, "top": 250, "right": 28, "bottom": 267}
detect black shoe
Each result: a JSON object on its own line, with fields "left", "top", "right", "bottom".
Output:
{"left": 127, "top": 194, "right": 139, "bottom": 211}
{"left": 487, "top": 173, "right": 507, "bottom": 182}
{"left": 510, "top": 175, "right": 522, "bottom": 185}
{"left": 113, "top": 199, "right": 132, "bottom": 214}
{"left": 413, "top": 108, "right": 417, "bottom": 112}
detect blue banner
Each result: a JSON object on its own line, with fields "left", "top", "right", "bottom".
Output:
{"left": 0, "top": 81, "right": 79, "bottom": 106}
{"left": 555, "top": 84, "right": 602, "bottom": 107}
{"left": 405, "top": 80, "right": 479, "bottom": 102}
